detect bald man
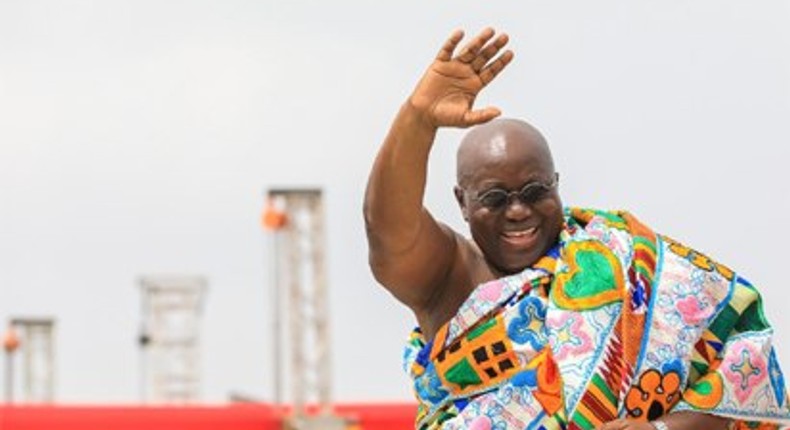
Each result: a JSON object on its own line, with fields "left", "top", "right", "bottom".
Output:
{"left": 364, "top": 28, "right": 789, "bottom": 430}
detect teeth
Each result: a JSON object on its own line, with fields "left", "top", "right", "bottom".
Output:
{"left": 504, "top": 227, "right": 536, "bottom": 237}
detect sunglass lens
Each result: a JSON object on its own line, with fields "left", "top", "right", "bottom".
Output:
{"left": 479, "top": 191, "right": 508, "bottom": 209}
{"left": 520, "top": 185, "right": 547, "bottom": 204}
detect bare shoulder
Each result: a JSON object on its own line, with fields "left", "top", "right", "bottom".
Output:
{"left": 367, "top": 213, "right": 457, "bottom": 305}
{"left": 412, "top": 229, "right": 493, "bottom": 340}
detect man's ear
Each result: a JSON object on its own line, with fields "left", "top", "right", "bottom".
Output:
{"left": 453, "top": 186, "right": 469, "bottom": 222}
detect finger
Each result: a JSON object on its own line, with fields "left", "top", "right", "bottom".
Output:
{"left": 596, "top": 420, "right": 616, "bottom": 430}
{"left": 456, "top": 27, "right": 496, "bottom": 64}
{"left": 436, "top": 29, "right": 465, "bottom": 61}
{"left": 596, "top": 419, "right": 629, "bottom": 430}
{"left": 479, "top": 50, "right": 514, "bottom": 85}
{"left": 462, "top": 106, "right": 501, "bottom": 126}
{"left": 471, "top": 33, "right": 509, "bottom": 72}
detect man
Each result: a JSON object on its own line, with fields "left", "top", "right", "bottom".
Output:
{"left": 364, "top": 28, "right": 790, "bottom": 430}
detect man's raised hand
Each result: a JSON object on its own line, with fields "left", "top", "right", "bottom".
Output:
{"left": 408, "top": 28, "right": 514, "bottom": 129}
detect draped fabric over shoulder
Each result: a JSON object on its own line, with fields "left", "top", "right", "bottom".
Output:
{"left": 403, "top": 208, "right": 790, "bottom": 430}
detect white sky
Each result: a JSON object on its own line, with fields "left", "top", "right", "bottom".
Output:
{"left": 1, "top": 1, "right": 789, "bottom": 403}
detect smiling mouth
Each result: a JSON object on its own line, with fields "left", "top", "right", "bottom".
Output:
{"left": 501, "top": 226, "right": 538, "bottom": 246}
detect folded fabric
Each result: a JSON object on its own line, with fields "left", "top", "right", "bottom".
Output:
{"left": 403, "top": 208, "right": 790, "bottom": 429}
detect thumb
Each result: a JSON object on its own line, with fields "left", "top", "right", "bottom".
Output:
{"left": 462, "top": 106, "right": 501, "bottom": 126}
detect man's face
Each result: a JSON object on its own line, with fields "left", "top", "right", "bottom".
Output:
{"left": 455, "top": 137, "right": 564, "bottom": 275}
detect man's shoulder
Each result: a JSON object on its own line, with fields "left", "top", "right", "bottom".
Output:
{"left": 565, "top": 206, "right": 655, "bottom": 237}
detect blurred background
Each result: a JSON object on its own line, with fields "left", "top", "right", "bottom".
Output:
{"left": 1, "top": 0, "right": 788, "bottom": 415}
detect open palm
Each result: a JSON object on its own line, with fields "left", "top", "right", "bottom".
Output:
{"left": 410, "top": 28, "right": 514, "bottom": 128}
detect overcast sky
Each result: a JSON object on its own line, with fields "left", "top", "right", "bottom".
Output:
{"left": 1, "top": 1, "right": 789, "bottom": 404}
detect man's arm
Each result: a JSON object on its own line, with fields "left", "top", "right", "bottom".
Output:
{"left": 363, "top": 28, "right": 513, "bottom": 311}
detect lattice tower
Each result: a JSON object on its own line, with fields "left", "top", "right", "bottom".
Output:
{"left": 138, "top": 276, "right": 206, "bottom": 403}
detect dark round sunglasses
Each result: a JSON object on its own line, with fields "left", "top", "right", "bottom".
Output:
{"left": 473, "top": 173, "right": 559, "bottom": 211}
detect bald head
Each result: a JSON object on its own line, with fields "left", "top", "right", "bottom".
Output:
{"left": 456, "top": 118, "right": 554, "bottom": 187}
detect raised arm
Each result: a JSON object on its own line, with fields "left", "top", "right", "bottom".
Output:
{"left": 363, "top": 28, "right": 513, "bottom": 311}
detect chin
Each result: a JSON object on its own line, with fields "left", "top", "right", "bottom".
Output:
{"left": 498, "top": 258, "right": 533, "bottom": 275}
{"left": 502, "top": 252, "right": 543, "bottom": 274}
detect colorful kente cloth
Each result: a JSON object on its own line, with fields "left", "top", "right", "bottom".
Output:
{"left": 403, "top": 208, "right": 790, "bottom": 429}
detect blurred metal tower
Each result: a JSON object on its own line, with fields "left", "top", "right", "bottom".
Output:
{"left": 3, "top": 323, "right": 20, "bottom": 402}
{"left": 7, "top": 317, "right": 56, "bottom": 403}
{"left": 138, "top": 275, "right": 207, "bottom": 404}
{"left": 264, "top": 189, "right": 348, "bottom": 430}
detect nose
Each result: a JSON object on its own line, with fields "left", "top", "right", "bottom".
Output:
{"left": 504, "top": 196, "right": 532, "bottom": 221}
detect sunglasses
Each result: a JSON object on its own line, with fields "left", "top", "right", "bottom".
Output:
{"left": 473, "top": 173, "right": 559, "bottom": 211}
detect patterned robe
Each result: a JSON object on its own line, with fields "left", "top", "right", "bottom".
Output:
{"left": 404, "top": 208, "right": 790, "bottom": 429}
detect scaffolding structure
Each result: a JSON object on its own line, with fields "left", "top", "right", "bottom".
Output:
{"left": 6, "top": 317, "right": 56, "bottom": 403}
{"left": 265, "top": 189, "right": 348, "bottom": 430}
{"left": 138, "top": 275, "right": 207, "bottom": 404}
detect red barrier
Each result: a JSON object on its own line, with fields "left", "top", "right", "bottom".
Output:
{"left": 0, "top": 403, "right": 416, "bottom": 430}
{"left": 337, "top": 403, "right": 416, "bottom": 429}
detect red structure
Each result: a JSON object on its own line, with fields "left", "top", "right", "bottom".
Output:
{"left": 0, "top": 403, "right": 416, "bottom": 430}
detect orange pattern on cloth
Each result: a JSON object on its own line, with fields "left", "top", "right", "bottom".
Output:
{"left": 403, "top": 208, "right": 790, "bottom": 430}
